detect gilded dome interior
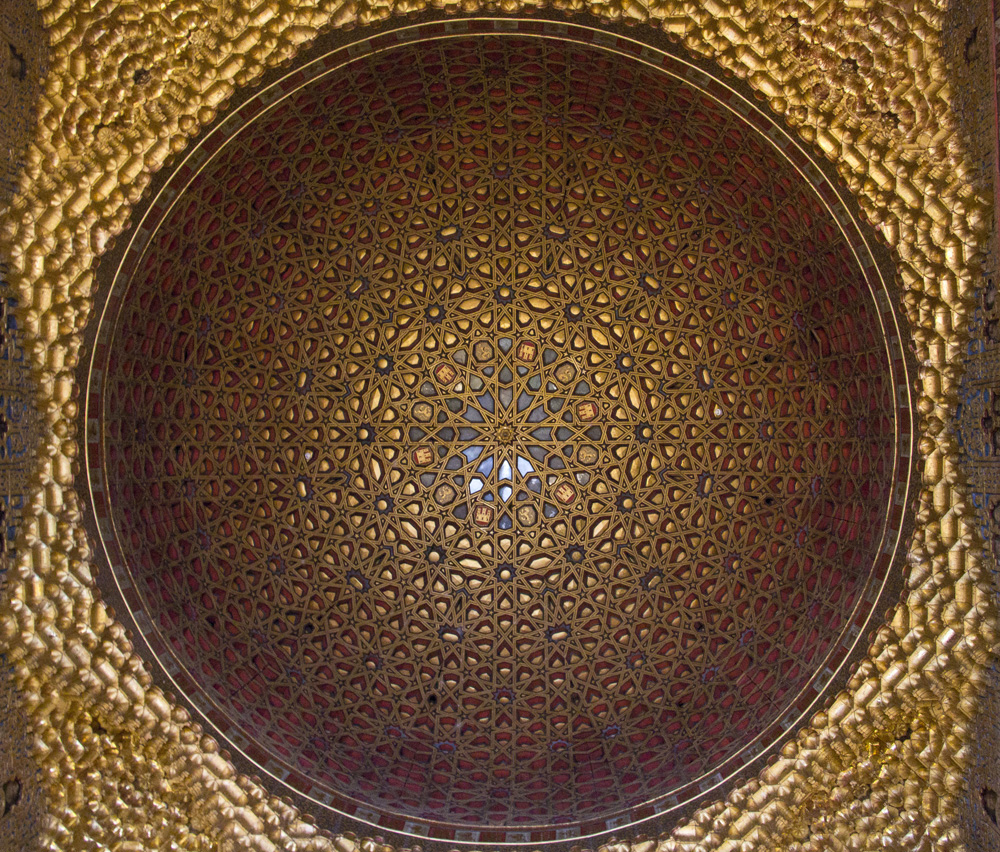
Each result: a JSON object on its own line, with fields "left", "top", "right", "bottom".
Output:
{"left": 86, "top": 30, "right": 913, "bottom": 843}
{"left": 2, "top": 0, "right": 997, "bottom": 847}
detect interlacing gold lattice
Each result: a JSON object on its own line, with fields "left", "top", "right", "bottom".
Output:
{"left": 0, "top": 0, "right": 995, "bottom": 847}
{"left": 97, "top": 37, "right": 903, "bottom": 832}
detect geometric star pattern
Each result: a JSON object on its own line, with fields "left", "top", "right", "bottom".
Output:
{"left": 99, "top": 37, "right": 901, "bottom": 832}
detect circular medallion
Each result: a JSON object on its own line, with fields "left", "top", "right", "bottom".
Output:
{"left": 86, "top": 23, "right": 913, "bottom": 844}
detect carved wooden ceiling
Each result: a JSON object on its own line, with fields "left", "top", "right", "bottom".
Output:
{"left": 85, "top": 30, "right": 913, "bottom": 843}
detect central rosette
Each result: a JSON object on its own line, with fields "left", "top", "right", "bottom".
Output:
{"left": 403, "top": 318, "right": 637, "bottom": 532}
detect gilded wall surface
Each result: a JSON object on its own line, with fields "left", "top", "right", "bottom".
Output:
{"left": 0, "top": 1, "right": 47, "bottom": 850}
{"left": 948, "top": 0, "right": 1000, "bottom": 849}
{"left": 0, "top": 0, "right": 997, "bottom": 851}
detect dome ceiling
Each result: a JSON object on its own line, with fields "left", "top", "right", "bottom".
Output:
{"left": 88, "top": 28, "right": 913, "bottom": 844}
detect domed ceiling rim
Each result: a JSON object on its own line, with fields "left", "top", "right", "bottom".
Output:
{"left": 79, "top": 15, "right": 918, "bottom": 849}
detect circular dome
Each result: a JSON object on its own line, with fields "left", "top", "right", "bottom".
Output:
{"left": 88, "top": 25, "right": 912, "bottom": 844}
